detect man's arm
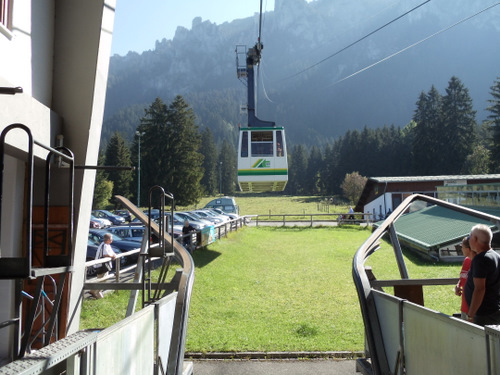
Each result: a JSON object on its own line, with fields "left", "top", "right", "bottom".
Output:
{"left": 467, "top": 277, "right": 486, "bottom": 321}
{"left": 103, "top": 244, "right": 117, "bottom": 260}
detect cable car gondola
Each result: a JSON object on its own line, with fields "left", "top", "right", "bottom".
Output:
{"left": 237, "top": 124, "right": 288, "bottom": 192}
{"left": 235, "top": 11, "right": 288, "bottom": 193}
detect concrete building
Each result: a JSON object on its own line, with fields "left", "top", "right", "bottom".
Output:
{"left": 0, "top": 0, "right": 115, "bottom": 363}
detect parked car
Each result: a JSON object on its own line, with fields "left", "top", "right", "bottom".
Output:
{"left": 130, "top": 213, "right": 182, "bottom": 238}
{"left": 163, "top": 212, "right": 195, "bottom": 228}
{"left": 158, "top": 214, "right": 183, "bottom": 237}
{"left": 131, "top": 209, "right": 160, "bottom": 224}
{"left": 92, "top": 210, "right": 125, "bottom": 225}
{"left": 192, "top": 209, "right": 225, "bottom": 224}
{"left": 88, "top": 229, "right": 141, "bottom": 263}
{"left": 91, "top": 214, "right": 111, "bottom": 228}
{"left": 210, "top": 207, "right": 239, "bottom": 220}
{"left": 114, "top": 209, "right": 132, "bottom": 222}
{"left": 182, "top": 211, "right": 213, "bottom": 227}
{"left": 108, "top": 225, "right": 146, "bottom": 242}
{"left": 204, "top": 208, "right": 233, "bottom": 222}
{"left": 174, "top": 212, "right": 209, "bottom": 230}
{"left": 90, "top": 216, "right": 103, "bottom": 229}
{"left": 204, "top": 196, "right": 239, "bottom": 214}
{"left": 207, "top": 209, "right": 232, "bottom": 223}
{"left": 86, "top": 238, "right": 126, "bottom": 276}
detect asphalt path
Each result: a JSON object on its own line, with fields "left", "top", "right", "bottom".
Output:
{"left": 192, "top": 359, "right": 359, "bottom": 375}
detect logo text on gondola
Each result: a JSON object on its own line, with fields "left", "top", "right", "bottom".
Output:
{"left": 252, "top": 159, "right": 270, "bottom": 168}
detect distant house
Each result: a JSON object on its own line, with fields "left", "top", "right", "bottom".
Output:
{"left": 355, "top": 175, "right": 500, "bottom": 220}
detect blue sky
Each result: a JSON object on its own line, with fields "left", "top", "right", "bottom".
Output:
{"left": 111, "top": 0, "right": 277, "bottom": 56}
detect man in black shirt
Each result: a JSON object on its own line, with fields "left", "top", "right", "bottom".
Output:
{"left": 464, "top": 224, "right": 500, "bottom": 325}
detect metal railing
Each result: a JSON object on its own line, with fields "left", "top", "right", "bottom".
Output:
{"left": 0, "top": 292, "right": 193, "bottom": 375}
{"left": 252, "top": 213, "right": 372, "bottom": 226}
{"left": 353, "top": 194, "right": 500, "bottom": 375}
{"left": 177, "top": 216, "right": 250, "bottom": 250}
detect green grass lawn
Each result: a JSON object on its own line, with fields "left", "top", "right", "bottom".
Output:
{"left": 81, "top": 225, "right": 462, "bottom": 353}
{"left": 180, "top": 195, "right": 349, "bottom": 216}
{"left": 365, "top": 238, "right": 462, "bottom": 316}
{"left": 186, "top": 226, "right": 370, "bottom": 352}
{"left": 185, "top": 226, "right": 461, "bottom": 352}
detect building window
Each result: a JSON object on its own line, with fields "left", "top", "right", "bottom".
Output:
{"left": 0, "top": 0, "right": 12, "bottom": 30}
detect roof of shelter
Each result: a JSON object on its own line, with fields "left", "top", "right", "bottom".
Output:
{"left": 391, "top": 205, "right": 497, "bottom": 249}
{"left": 355, "top": 174, "right": 500, "bottom": 212}
{"left": 368, "top": 174, "right": 500, "bottom": 183}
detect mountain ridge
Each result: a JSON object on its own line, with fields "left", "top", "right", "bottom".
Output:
{"left": 103, "top": 0, "right": 500, "bottom": 146}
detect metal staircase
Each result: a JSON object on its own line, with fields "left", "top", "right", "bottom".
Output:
{"left": 0, "top": 124, "right": 74, "bottom": 361}
{"left": 143, "top": 185, "right": 176, "bottom": 306}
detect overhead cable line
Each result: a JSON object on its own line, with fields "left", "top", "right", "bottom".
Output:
{"left": 283, "top": 0, "right": 431, "bottom": 81}
{"left": 259, "top": 59, "right": 275, "bottom": 103}
{"left": 329, "top": 2, "right": 500, "bottom": 87}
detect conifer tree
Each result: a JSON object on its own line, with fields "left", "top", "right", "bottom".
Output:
{"left": 305, "top": 146, "right": 323, "bottom": 195}
{"left": 411, "top": 86, "right": 442, "bottom": 175}
{"left": 138, "top": 96, "right": 204, "bottom": 206}
{"left": 199, "top": 127, "right": 218, "bottom": 195}
{"left": 487, "top": 77, "right": 500, "bottom": 172}
{"left": 166, "top": 95, "right": 204, "bottom": 204}
{"left": 320, "top": 143, "right": 336, "bottom": 194}
{"left": 93, "top": 152, "right": 113, "bottom": 209}
{"left": 441, "top": 76, "right": 476, "bottom": 173}
{"left": 218, "top": 139, "right": 237, "bottom": 195}
{"left": 105, "top": 132, "right": 133, "bottom": 205}
{"left": 287, "top": 144, "right": 308, "bottom": 194}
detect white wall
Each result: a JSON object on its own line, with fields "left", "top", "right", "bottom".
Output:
{"left": 51, "top": 0, "right": 116, "bottom": 334}
{"left": 0, "top": 0, "right": 116, "bottom": 359}
{"left": 364, "top": 193, "right": 392, "bottom": 221}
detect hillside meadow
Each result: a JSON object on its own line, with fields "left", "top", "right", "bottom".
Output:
{"left": 82, "top": 194, "right": 462, "bottom": 352}
{"left": 181, "top": 194, "right": 349, "bottom": 216}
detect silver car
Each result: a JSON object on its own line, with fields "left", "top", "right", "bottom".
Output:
{"left": 174, "top": 212, "right": 209, "bottom": 230}
{"left": 211, "top": 208, "right": 239, "bottom": 220}
{"left": 108, "top": 225, "right": 146, "bottom": 242}
{"left": 191, "top": 210, "right": 225, "bottom": 224}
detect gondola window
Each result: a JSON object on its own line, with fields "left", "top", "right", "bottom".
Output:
{"left": 251, "top": 131, "right": 273, "bottom": 156}
{"left": 241, "top": 131, "right": 249, "bottom": 157}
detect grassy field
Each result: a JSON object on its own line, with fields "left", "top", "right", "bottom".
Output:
{"left": 186, "top": 226, "right": 370, "bottom": 352}
{"left": 80, "top": 224, "right": 462, "bottom": 353}
{"left": 179, "top": 194, "right": 349, "bottom": 216}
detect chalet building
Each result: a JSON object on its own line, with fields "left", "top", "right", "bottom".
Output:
{"left": 355, "top": 174, "right": 500, "bottom": 220}
{"left": 359, "top": 175, "right": 500, "bottom": 261}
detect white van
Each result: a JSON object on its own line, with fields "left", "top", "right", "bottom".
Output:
{"left": 204, "top": 196, "right": 239, "bottom": 215}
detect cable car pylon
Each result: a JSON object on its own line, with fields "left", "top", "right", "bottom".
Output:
{"left": 234, "top": 1, "right": 288, "bottom": 193}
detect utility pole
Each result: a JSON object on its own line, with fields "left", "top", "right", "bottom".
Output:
{"left": 136, "top": 131, "right": 145, "bottom": 207}
{"left": 219, "top": 161, "right": 223, "bottom": 196}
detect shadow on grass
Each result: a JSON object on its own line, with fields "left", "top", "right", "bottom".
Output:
{"left": 379, "top": 234, "right": 460, "bottom": 268}
{"left": 291, "top": 196, "right": 325, "bottom": 204}
{"left": 192, "top": 248, "right": 221, "bottom": 268}
{"left": 260, "top": 225, "right": 372, "bottom": 233}
{"left": 401, "top": 246, "right": 460, "bottom": 267}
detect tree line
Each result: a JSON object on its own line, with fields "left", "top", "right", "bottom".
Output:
{"left": 94, "top": 76, "right": 500, "bottom": 208}
{"left": 286, "top": 76, "right": 500, "bottom": 197}
{"left": 94, "top": 95, "right": 237, "bottom": 209}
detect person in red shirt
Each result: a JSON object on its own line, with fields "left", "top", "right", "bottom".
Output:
{"left": 455, "top": 236, "right": 474, "bottom": 319}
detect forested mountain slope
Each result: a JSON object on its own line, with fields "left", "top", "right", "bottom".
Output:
{"left": 103, "top": 0, "right": 500, "bottom": 146}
